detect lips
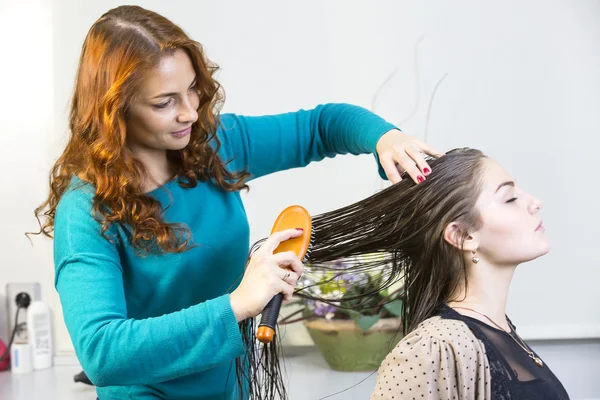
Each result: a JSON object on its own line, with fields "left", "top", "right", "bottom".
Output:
{"left": 536, "top": 221, "right": 544, "bottom": 232}
{"left": 171, "top": 126, "right": 192, "bottom": 138}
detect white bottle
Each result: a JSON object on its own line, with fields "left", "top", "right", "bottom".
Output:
{"left": 10, "top": 342, "right": 33, "bottom": 373}
{"left": 26, "top": 301, "right": 53, "bottom": 370}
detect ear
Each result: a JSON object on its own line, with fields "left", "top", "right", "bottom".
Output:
{"left": 443, "top": 222, "right": 479, "bottom": 252}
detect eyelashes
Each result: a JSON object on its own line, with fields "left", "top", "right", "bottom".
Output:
{"left": 153, "top": 99, "right": 173, "bottom": 109}
{"left": 153, "top": 85, "right": 198, "bottom": 110}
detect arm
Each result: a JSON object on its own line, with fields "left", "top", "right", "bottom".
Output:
{"left": 54, "top": 187, "right": 244, "bottom": 387}
{"left": 216, "top": 103, "right": 397, "bottom": 180}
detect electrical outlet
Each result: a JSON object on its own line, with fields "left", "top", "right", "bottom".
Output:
{"left": 6, "top": 283, "right": 41, "bottom": 344}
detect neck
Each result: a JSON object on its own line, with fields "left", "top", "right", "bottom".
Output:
{"left": 129, "top": 146, "right": 174, "bottom": 192}
{"left": 448, "top": 260, "right": 517, "bottom": 330}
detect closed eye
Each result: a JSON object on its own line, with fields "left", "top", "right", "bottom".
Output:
{"left": 506, "top": 197, "right": 518, "bottom": 203}
{"left": 153, "top": 98, "right": 173, "bottom": 109}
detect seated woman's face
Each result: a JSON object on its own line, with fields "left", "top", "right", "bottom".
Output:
{"left": 473, "top": 159, "right": 549, "bottom": 266}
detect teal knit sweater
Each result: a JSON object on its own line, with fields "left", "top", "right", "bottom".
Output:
{"left": 54, "top": 104, "right": 395, "bottom": 399}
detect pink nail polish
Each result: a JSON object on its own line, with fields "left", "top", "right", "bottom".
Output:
{"left": 423, "top": 167, "right": 431, "bottom": 175}
{"left": 417, "top": 175, "right": 425, "bottom": 183}
{"left": 296, "top": 228, "right": 304, "bottom": 232}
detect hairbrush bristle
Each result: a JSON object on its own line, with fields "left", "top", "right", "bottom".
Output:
{"left": 302, "top": 228, "right": 316, "bottom": 262}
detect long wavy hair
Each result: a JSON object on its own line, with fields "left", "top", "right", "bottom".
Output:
{"left": 31, "top": 5, "right": 249, "bottom": 253}
{"left": 238, "top": 148, "right": 489, "bottom": 399}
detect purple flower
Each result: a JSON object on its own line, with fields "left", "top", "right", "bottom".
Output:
{"left": 313, "top": 301, "right": 337, "bottom": 317}
{"left": 340, "top": 272, "right": 369, "bottom": 291}
{"left": 329, "top": 259, "right": 350, "bottom": 270}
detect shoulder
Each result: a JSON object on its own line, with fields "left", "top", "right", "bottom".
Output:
{"left": 54, "top": 177, "right": 119, "bottom": 266}
{"left": 55, "top": 177, "right": 97, "bottom": 224}
{"left": 213, "top": 113, "right": 243, "bottom": 165}
{"left": 416, "top": 315, "right": 483, "bottom": 347}
{"left": 216, "top": 113, "right": 240, "bottom": 143}
{"left": 372, "top": 316, "right": 492, "bottom": 399}
{"left": 379, "top": 316, "right": 489, "bottom": 376}
{"left": 394, "top": 316, "right": 487, "bottom": 358}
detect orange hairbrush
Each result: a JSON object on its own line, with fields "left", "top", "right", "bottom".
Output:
{"left": 256, "top": 205, "right": 313, "bottom": 344}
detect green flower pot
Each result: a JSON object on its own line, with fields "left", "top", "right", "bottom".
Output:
{"left": 304, "top": 318, "right": 403, "bottom": 372}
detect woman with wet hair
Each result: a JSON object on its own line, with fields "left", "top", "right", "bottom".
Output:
{"left": 243, "top": 148, "right": 569, "bottom": 399}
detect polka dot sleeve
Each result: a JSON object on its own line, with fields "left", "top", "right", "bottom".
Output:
{"left": 370, "top": 317, "right": 491, "bottom": 400}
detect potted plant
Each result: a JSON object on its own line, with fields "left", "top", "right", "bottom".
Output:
{"left": 280, "top": 258, "right": 404, "bottom": 372}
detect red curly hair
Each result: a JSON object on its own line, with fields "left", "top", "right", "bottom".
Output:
{"left": 33, "top": 5, "right": 249, "bottom": 254}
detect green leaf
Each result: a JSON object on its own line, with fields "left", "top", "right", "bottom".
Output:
{"left": 356, "top": 314, "right": 381, "bottom": 332}
{"left": 341, "top": 309, "right": 362, "bottom": 320}
{"left": 383, "top": 299, "right": 403, "bottom": 316}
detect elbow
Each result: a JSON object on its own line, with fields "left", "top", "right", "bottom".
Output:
{"left": 77, "top": 358, "right": 110, "bottom": 387}
{"left": 75, "top": 324, "right": 130, "bottom": 387}
{"left": 77, "top": 352, "right": 122, "bottom": 387}
{"left": 79, "top": 365, "right": 106, "bottom": 387}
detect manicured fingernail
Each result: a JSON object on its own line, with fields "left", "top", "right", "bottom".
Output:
{"left": 296, "top": 228, "right": 304, "bottom": 232}
{"left": 423, "top": 167, "right": 431, "bottom": 175}
{"left": 417, "top": 175, "right": 425, "bottom": 183}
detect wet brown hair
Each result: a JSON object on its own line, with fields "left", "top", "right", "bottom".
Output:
{"left": 238, "top": 148, "right": 488, "bottom": 399}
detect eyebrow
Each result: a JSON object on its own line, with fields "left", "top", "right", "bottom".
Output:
{"left": 150, "top": 75, "right": 197, "bottom": 100}
{"left": 496, "top": 181, "right": 515, "bottom": 193}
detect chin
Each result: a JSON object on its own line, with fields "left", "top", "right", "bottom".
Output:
{"left": 168, "top": 137, "right": 191, "bottom": 150}
{"left": 528, "top": 233, "right": 551, "bottom": 259}
{"left": 538, "top": 236, "right": 551, "bottom": 255}
{"left": 524, "top": 243, "right": 550, "bottom": 263}
{"left": 510, "top": 241, "right": 550, "bottom": 265}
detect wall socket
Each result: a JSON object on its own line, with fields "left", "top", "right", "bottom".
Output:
{"left": 6, "top": 283, "right": 41, "bottom": 344}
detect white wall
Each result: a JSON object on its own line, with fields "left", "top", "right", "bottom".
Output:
{"left": 1, "top": 0, "right": 599, "bottom": 397}
{"left": 0, "top": 0, "right": 59, "bottom": 349}
{"left": 421, "top": 0, "right": 600, "bottom": 341}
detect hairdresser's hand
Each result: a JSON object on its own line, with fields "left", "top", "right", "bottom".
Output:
{"left": 230, "top": 229, "right": 305, "bottom": 322}
{"left": 376, "top": 129, "right": 444, "bottom": 184}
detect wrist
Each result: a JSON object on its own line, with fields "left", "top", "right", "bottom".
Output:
{"left": 376, "top": 129, "right": 406, "bottom": 153}
{"left": 229, "top": 291, "right": 247, "bottom": 322}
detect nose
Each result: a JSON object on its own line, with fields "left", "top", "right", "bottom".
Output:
{"left": 176, "top": 96, "right": 198, "bottom": 125}
{"left": 528, "top": 195, "right": 542, "bottom": 214}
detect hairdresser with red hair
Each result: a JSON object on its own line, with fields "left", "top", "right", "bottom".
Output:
{"left": 33, "top": 6, "right": 440, "bottom": 400}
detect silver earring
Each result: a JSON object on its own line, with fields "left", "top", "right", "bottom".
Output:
{"left": 471, "top": 251, "right": 480, "bottom": 264}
